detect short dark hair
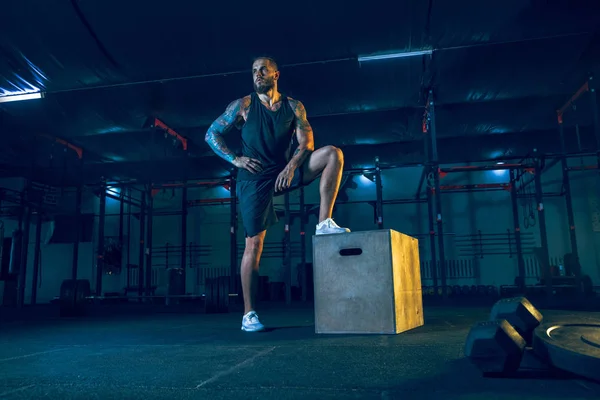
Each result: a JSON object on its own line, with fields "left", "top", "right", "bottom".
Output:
{"left": 253, "top": 56, "right": 278, "bottom": 71}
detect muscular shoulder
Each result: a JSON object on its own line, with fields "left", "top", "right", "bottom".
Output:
{"left": 223, "top": 95, "right": 251, "bottom": 123}
{"left": 287, "top": 97, "right": 307, "bottom": 118}
{"left": 241, "top": 95, "right": 251, "bottom": 109}
{"left": 226, "top": 95, "right": 251, "bottom": 114}
{"left": 287, "top": 97, "right": 311, "bottom": 131}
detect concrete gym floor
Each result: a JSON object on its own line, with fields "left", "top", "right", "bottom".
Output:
{"left": 1, "top": 303, "right": 599, "bottom": 399}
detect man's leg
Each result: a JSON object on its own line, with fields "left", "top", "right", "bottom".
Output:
{"left": 302, "top": 145, "right": 345, "bottom": 221}
{"left": 297, "top": 145, "right": 350, "bottom": 235}
{"left": 237, "top": 179, "right": 276, "bottom": 332}
{"left": 241, "top": 230, "right": 266, "bottom": 315}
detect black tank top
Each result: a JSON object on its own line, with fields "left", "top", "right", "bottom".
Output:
{"left": 237, "top": 92, "right": 296, "bottom": 181}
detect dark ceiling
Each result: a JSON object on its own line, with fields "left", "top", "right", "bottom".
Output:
{"left": 0, "top": 0, "right": 599, "bottom": 186}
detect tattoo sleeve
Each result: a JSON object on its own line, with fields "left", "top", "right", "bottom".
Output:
{"left": 287, "top": 99, "right": 315, "bottom": 169}
{"left": 204, "top": 99, "right": 243, "bottom": 163}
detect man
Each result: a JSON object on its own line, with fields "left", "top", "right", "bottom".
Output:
{"left": 205, "top": 56, "right": 350, "bottom": 332}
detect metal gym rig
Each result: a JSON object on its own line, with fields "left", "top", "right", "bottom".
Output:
{"left": 1, "top": 77, "right": 598, "bottom": 315}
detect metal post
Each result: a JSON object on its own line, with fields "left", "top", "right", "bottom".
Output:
{"left": 181, "top": 181, "right": 188, "bottom": 289}
{"left": 533, "top": 160, "right": 552, "bottom": 301}
{"left": 427, "top": 185, "right": 438, "bottom": 292}
{"left": 510, "top": 169, "right": 525, "bottom": 291}
{"left": 299, "top": 187, "right": 307, "bottom": 302}
{"left": 70, "top": 180, "right": 83, "bottom": 311}
{"left": 558, "top": 121, "right": 578, "bottom": 259}
{"left": 433, "top": 171, "right": 447, "bottom": 298}
{"left": 229, "top": 171, "right": 238, "bottom": 289}
{"left": 17, "top": 139, "right": 35, "bottom": 309}
{"left": 119, "top": 185, "right": 124, "bottom": 272}
{"left": 138, "top": 192, "right": 146, "bottom": 298}
{"left": 145, "top": 185, "right": 154, "bottom": 298}
{"left": 375, "top": 156, "right": 383, "bottom": 229}
{"left": 428, "top": 89, "right": 447, "bottom": 299}
{"left": 96, "top": 182, "right": 106, "bottom": 296}
{"left": 72, "top": 184, "right": 83, "bottom": 282}
{"left": 17, "top": 199, "right": 31, "bottom": 309}
{"left": 423, "top": 106, "right": 438, "bottom": 293}
{"left": 30, "top": 207, "right": 43, "bottom": 305}
{"left": 284, "top": 192, "right": 292, "bottom": 305}
{"left": 590, "top": 76, "right": 600, "bottom": 210}
{"left": 416, "top": 166, "right": 427, "bottom": 199}
{"left": 126, "top": 187, "right": 132, "bottom": 289}
{"left": 558, "top": 117, "right": 582, "bottom": 297}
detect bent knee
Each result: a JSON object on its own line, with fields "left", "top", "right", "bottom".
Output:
{"left": 325, "top": 145, "right": 344, "bottom": 162}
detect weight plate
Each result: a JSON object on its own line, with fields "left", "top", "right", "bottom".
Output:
{"left": 532, "top": 321, "right": 600, "bottom": 383}
{"left": 204, "top": 277, "right": 217, "bottom": 314}
{"left": 218, "top": 276, "right": 229, "bottom": 313}
{"left": 59, "top": 279, "right": 91, "bottom": 317}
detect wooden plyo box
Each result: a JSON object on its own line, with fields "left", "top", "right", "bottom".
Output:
{"left": 312, "top": 229, "right": 423, "bottom": 334}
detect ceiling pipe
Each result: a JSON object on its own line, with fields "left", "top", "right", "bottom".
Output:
{"left": 43, "top": 31, "right": 591, "bottom": 97}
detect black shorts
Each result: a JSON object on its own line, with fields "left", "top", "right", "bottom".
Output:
{"left": 237, "top": 167, "right": 306, "bottom": 237}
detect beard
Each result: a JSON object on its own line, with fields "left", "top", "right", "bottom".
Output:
{"left": 254, "top": 78, "right": 274, "bottom": 94}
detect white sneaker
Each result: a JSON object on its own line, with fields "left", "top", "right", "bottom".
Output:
{"left": 315, "top": 218, "right": 351, "bottom": 235}
{"left": 241, "top": 311, "right": 265, "bottom": 332}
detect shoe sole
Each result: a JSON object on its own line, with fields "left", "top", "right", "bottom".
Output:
{"left": 241, "top": 326, "right": 265, "bottom": 332}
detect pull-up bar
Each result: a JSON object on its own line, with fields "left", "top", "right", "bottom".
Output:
{"left": 436, "top": 183, "right": 511, "bottom": 192}
{"left": 439, "top": 163, "right": 534, "bottom": 173}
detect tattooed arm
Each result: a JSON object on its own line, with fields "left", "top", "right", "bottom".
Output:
{"left": 287, "top": 98, "right": 315, "bottom": 170}
{"left": 205, "top": 96, "right": 262, "bottom": 173}
{"left": 275, "top": 98, "right": 315, "bottom": 191}
{"left": 204, "top": 98, "right": 245, "bottom": 163}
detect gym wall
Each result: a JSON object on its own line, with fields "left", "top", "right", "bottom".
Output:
{"left": 2, "top": 155, "right": 599, "bottom": 304}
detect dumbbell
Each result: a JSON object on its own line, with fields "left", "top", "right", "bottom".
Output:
{"left": 464, "top": 296, "right": 543, "bottom": 375}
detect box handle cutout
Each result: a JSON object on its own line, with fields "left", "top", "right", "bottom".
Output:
{"left": 339, "top": 248, "right": 362, "bottom": 256}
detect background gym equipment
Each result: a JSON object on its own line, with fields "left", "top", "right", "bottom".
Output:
{"left": 203, "top": 276, "right": 235, "bottom": 314}
{"left": 532, "top": 321, "right": 600, "bottom": 383}
{"left": 59, "top": 279, "right": 91, "bottom": 317}
{"left": 57, "top": 276, "right": 238, "bottom": 316}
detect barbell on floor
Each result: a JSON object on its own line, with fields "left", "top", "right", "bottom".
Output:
{"left": 84, "top": 293, "right": 239, "bottom": 300}
{"left": 203, "top": 276, "right": 236, "bottom": 314}
{"left": 58, "top": 276, "right": 238, "bottom": 317}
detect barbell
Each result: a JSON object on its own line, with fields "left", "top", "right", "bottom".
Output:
{"left": 58, "top": 277, "right": 238, "bottom": 317}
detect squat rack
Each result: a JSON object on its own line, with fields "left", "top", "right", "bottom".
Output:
{"left": 418, "top": 83, "right": 600, "bottom": 303}
{"left": 553, "top": 74, "right": 600, "bottom": 301}
{"left": 419, "top": 89, "right": 537, "bottom": 300}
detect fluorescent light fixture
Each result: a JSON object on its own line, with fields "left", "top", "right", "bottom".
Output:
{"left": 358, "top": 49, "right": 433, "bottom": 62}
{"left": 0, "top": 92, "right": 44, "bottom": 103}
{"left": 106, "top": 186, "right": 121, "bottom": 197}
